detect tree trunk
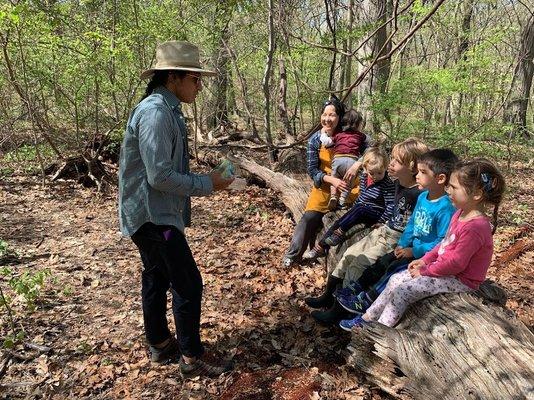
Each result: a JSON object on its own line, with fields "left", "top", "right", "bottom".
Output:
{"left": 207, "top": 11, "right": 231, "bottom": 131}
{"left": 504, "top": 14, "right": 534, "bottom": 138}
{"left": 356, "top": 0, "right": 391, "bottom": 134}
{"left": 222, "top": 39, "right": 261, "bottom": 142}
{"left": 263, "top": 0, "right": 277, "bottom": 162}
{"left": 233, "top": 156, "right": 534, "bottom": 400}
{"left": 278, "top": 57, "right": 295, "bottom": 144}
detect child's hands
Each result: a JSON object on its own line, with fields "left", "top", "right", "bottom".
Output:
{"left": 343, "top": 160, "right": 362, "bottom": 182}
{"left": 408, "top": 259, "right": 425, "bottom": 269}
{"left": 394, "top": 246, "right": 413, "bottom": 259}
{"left": 371, "top": 223, "right": 383, "bottom": 230}
{"left": 408, "top": 260, "right": 425, "bottom": 277}
{"left": 324, "top": 175, "right": 349, "bottom": 192}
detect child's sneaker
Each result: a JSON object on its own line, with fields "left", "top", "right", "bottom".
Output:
{"left": 333, "top": 281, "right": 364, "bottom": 299}
{"left": 281, "top": 257, "right": 294, "bottom": 268}
{"left": 337, "top": 291, "right": 372, "bottom": 314}
{"left": 339, "top": 315, "right": 367, "bottom": 331}
{"left": 302, "top": 246, "right": 326, "bottom": 260}
{"left": 324, "top": 229, "right": 345, "bottom": 247}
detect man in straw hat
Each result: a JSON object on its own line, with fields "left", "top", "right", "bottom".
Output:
{"left": 119, "top": 41, "right": 234, "bottom": 377}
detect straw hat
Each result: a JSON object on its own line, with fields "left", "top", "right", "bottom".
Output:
{"left": 140, "top": 41, "right": 216, "bottom": 80}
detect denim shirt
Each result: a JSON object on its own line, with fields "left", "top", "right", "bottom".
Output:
{"left": 118, "top": 86, "right": 213, "bottom": 236}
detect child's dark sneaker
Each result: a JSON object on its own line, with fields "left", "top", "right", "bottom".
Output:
{"left": 333, "top": 281, "right": 364, "bottom": 299}
{"left": 179, "top": 356, "right": 233, "bottom": 378}
{"left": 324, "top": 229, "right": 345, "bottom": 247}
{"left": 337, "top": 291, "right": 372, "bottom": 314}
{"left": 339, "top": 315, "right": 367, "bottom": 331}
{"left": 148, "top": 337, "right": 180, "bottom": 363}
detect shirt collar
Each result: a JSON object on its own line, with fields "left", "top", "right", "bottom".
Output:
{"left": 153, "top": 86, "right": 182, "bottom": 112}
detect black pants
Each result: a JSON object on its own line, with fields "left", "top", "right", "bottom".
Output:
{"left": 357, "top": 251, "right": 413, "bottom": 291}
{"left": 284, "top": 211, "right": 325, "bottom": 261}
{"left": 131, "top": 222, "right": 204, "bottom": 358}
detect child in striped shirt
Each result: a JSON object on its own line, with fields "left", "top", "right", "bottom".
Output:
{"left": 304, "top": 147, "right": 396, "bottom": 259}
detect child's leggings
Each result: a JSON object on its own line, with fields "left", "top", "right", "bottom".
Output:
{"left": 365, "top": 269, "right": 472, "bottom": 327}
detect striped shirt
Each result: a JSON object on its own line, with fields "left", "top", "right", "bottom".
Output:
{"left": 356, "top": 171, "right": 396, "bottom": 223}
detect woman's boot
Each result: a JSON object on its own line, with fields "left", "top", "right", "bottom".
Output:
{"left": 310, "top": 300, "right": 348, "bottom": 326}
{"left": 304, "top": 275, "right": 342, "bottom": 309}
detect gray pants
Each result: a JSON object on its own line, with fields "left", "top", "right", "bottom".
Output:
{"left": 284, "top": 211, "right": 324, "bottom": 261}
{"left": 331, "top": 156, "right": 357, "bottom": 202}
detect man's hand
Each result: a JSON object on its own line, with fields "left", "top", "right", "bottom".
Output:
{"left": 408, "top": 259, "right": 425, "bottom": 277}
{"left": 394, "top": 246, "right": 413, "bottom": 259}
{"left": 209, "top": 171, "right": 234, "bottom": 191}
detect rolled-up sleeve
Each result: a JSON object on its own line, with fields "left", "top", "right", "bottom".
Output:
{"left": 138, "top": 107, "right": 213, "bottom": 196}
{"left": 307, "top": 134, "right": 325, "bottom": 188}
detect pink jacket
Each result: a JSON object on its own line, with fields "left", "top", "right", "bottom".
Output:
{"left": 420, "top": 210, "right": 493, "bottom": 289}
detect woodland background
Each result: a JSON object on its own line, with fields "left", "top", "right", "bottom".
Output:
{"left": 0, "top": 0, "right": 533, "bottom": 399}
{"left": 0, "top": 0, "right": 533, "bottom": 173}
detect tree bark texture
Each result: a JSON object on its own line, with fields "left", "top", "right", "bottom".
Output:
{"left": 263, "top": 0, "right": 277, "bottom": 162}
{"left": 346, "top": 287, "right": 534, "bottom": 399}
{"left": 234, "top": 156, "right": 534, "bottom": 400}
{"left": 504, "top": 14, "right": 534, "bottom": 137}
{"left": 278, "top": 57, "right": 295, "bottom": 144}
{"left": 356, "top": 0, "right": 391, "bottom": 134}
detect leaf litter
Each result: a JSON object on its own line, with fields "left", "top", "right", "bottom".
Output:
{"left": 0, "top": 163, "right": 532, "bottom": 399}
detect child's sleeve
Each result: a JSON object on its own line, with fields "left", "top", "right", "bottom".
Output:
{"left": 307, "top": 134, "right": 325, "bottom": 188}
{"left": 420, "top": 228, "right": 484, "bottom": 277}
{"left": 421, "top": 241, "right": 440, "bottom": 265}
{"left": 378, "top": 180, "right": 396, "bottom": 223}
{"left": 397, "top": 194, "right": 421, "bottom": 248}
{"left": 412, "top": 207, "right": 454, "bottom": 259}
{"left": 359, "top": 170, "right": 367, "bottom": 192}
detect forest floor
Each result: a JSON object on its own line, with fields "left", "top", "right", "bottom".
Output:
{"left": 0, "top": 162, "right": 532, "bottom": 399}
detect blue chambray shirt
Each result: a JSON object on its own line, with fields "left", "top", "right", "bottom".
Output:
{"left": 118, "top": 86, "right": 213, "bottom": 236}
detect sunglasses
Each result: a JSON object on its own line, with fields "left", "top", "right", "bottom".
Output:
{"left": 186, "top": 73, "right": 202, "bottom": 85}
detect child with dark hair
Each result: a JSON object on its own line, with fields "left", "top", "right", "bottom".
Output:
{"left": 327, "top": 109, "right": 372, "bottom": 210}
{"left": 342, "top": 158, "right": 506, "bottom": 329}
{"left": 337, "top": 149, "right": 458, "bottom": 327}
{"left": 305, "top": 138, "right": 429, "bottom": 325}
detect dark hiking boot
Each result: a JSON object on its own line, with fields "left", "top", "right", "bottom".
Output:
{"left": 305, "top": 275, "right": 342, "bottom": 309}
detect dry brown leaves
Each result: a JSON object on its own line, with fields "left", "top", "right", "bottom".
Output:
{"left": 0, "top": 159, "right": 532, "bottom": 399}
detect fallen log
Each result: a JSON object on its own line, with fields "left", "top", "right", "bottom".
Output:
{"left": 233, "top": 155, "right": 534, "bottom": 400}
{"left": 232, "top": 155, "right": 369, "bottom": 267}
{"left": 346, "top": 287, "right": 534, "bottom": 400}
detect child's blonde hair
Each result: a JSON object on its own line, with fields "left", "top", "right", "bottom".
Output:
{"left": 362, "top": 146, "right": 389, "bottom": 172}
{"left": 391, "top": 137, "right": 429, "bottom": 172}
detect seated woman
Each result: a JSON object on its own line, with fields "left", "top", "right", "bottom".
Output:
{"left": 282, "top": 99, "right": 365, "bottom": 267}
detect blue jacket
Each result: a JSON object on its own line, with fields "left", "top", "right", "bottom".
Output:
{"left": 397, "top": 191, "right": 456, "bottom": 258}
{"left": 118, "top": 86, "right": 213, "bottom": 236}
